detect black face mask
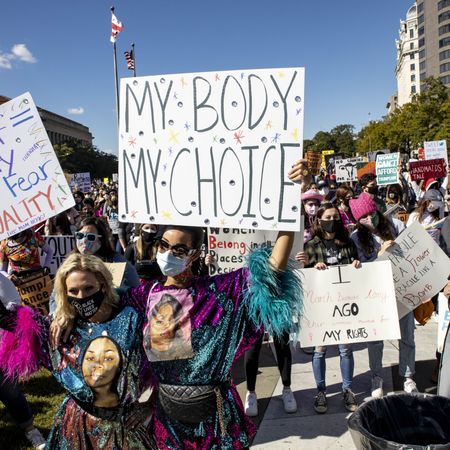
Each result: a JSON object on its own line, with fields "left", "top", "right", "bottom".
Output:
{"left": 367, "top": 186, "right": 378, "bottom": 196}
{"left": 67, "top": 289, "right": 104, "bottom": 319}
{"left": 142, "top": 229, "right": 157, "bottom": 243}
{"left": 135, "top": 260, "right": 162, "bottom": 280}
{"left": 320, "top": 219, "right": 338, "bottom": 234}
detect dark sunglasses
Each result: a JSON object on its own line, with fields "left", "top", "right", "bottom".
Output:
{"left": 158, "top": 239, "right": 197, "bottom": 257}
{"left": 75, "top": 232, "right": 101, "bottom": 241}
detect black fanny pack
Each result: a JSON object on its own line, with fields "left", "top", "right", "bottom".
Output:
{"left": 158, "top": 381, "right": 230, "bottom": 425}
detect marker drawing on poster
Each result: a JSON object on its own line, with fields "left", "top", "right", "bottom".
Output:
{"left": 378, "top": 221, "right": 450, "bottom": 318}
{"left": 69, "top": 172, "right": 91, "bottom": 192}
{"left": 0, "top": 93, "right": 75, "bottom": 240}
{"left": 335, "top": 157, "right": 363, "bottom": 183}
{"left": 118, "top": 68, "right": 305, "bottom": 231}
{"left": 424, "top": 140, "right": 448, "bottom": 164}
{"left": 298, "top": 261, "right": 400, "bottom": 347}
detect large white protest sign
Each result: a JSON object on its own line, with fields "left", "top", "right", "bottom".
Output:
{"left": 438, "top": 293, "right": 450, "bottom": 353}
{"left": 69, "top": 172, "right": 91, "bottom": 192}
{"left": 298, "top": 262, "right": 400, "bottom": 347}
{"left": 39, "top": 235, "right": 75, "bottom": 275}
{"left": 424, "top": 140, "right": 448, "bottom": 164}
{"left": 118, "top": 68, "right": 305, "bottom": 231}
{"left": 378, "top": 221, "right": 450, "bottom": 318}
{"left": 207, "top": 228, "right": 277, "bottom": 275}
{"left": 335, "top": 157, "right": 363, "bottom": 182}
{"left": 0, "top": 94, "right": 75, "bottom": 240}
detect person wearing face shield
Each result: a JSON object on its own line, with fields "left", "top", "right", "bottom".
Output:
{"left": 349, "top": 193, "right": 418, "bottom": 399}
{"left": 407, "top": 189, "right": 445, "bottom": 246}
{"left": 302, "top": 189, "right": 325, "bottom": 244}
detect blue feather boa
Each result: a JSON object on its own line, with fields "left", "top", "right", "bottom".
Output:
{"left": 244, "top": 245, "right": 303, "bottom": 339}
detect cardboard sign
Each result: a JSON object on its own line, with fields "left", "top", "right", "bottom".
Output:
{"left": 321, "top": 150, "right": 334, "bottom": 169}
{"left": 118, "top": 68, "right": 305, "bottom": 231}
{"left": 424, "top": 140, "right": 447, "bottom": 163}
{"left": 356, "top": 161, "right": 376, "bottom": 179}
{"left": 298, "top": 262, "right": 400, "bottom": 347}
{"left": 39, "top": 235, "right": 75, "bottom": 275}
{"left": 378, "top": 221, "right": 450, "bottom": 318}
{"left": 376, "top": 153, "right": 399, "bottom": 186}
{"left": 0, "top": 93, "right": 75, "bottom": 240}
{"left": 104, "top": 262, "right": 126, "bottom": 288}
{"left": 13, "top": 271, "right": 52, "bottom": 315}
{"left": 438, "top": 293, "right": 450, "bottom": 353}
{"left": 335, "top": 157, "right": 364, "bottom": 182}
{"left": 367, "top": 149, "right": 390, "bottom": 162}
{"left": 306, "top": 150, "right": 322, "bottom": 175}
{"left": 69, "top": 172, "right": 91, "bottom": 192}
{"left": 409, "top": 158, "right": 446, "bottom": 181}
{"left": 207, "top": 227, "right": 277, "bottom": 275}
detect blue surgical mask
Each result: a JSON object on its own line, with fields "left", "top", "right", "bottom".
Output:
{"left": 156, "top": 251, "right": 189, "bottom": 277}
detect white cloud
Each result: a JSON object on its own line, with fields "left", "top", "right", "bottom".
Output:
{"left": 11, "top": 44, "right": 36, "bottom": 63}
{"left": 0, "top": 53, "right": 12, "bottom": 69}
{"left": 67, "top": 107, "right": 85, "bottom": 115}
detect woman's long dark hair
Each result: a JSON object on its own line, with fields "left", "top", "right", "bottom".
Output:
{"left": 76, "top": 217, "right": 115, "bottom": 258}
{"left": 414, "top": 199, "right": 440, "bottom": 222}
{"left": 312, "top": 203, "right": 350, "bottom": 246}
{"left": 355, "top": 211, "right": 396, "bottom": 258}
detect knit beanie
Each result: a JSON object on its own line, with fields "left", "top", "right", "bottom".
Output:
{"left": 349, "top": 192, "right": 377, "bottom": 221}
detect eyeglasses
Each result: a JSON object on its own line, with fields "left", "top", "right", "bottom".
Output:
{"left": 75, "top": 232, "right": 101, "bottom": 241}
{"left": 158, "top": 239, "right": 197, "bottom": 257}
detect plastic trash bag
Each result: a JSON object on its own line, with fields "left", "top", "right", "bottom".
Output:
{"left": 348, "top": 393, "right": 450, "bottom": 449}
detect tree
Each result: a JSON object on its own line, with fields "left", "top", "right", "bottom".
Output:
{"left": 330, "top": 124, "right": 356, "bottom": 156}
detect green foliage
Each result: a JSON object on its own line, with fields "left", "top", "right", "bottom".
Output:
{"left": 304, "top": 124, "right": 356, "bottom": 156}
{"left": 54, "top": 143, "right": 118, "bottom": 179}
{"left": 0, "top": 368, "right": 64, "bottom": 449}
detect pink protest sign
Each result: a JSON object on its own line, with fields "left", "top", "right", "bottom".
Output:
{"left": 409, "top": 158, "right": 446, "bottom": 181}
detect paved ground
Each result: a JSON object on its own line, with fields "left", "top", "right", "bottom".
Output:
{"left": 232, "top": 318, "right": 440, "bottom": 449}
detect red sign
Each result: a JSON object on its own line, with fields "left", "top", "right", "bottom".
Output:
{"left": 409, "top": 158, "right": 446, "bottom": 181}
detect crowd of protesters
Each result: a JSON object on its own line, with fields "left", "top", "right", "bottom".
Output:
{"left": 0, "top": 157, "right": 449, "bottom": 449}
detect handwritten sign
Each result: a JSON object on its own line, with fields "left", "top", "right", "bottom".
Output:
{"left": 409, "top": 158, "right": 446, "bottom": 181}
{"left": 378, "top": 221, "right": 450, "bottom": 318}
{"left": 69, "top": 172, "right": 91, "bottom": 192}
{"left": 39, "top": 235, "right": 75, "bottom": 275}
{"left": 376, "top": 152, "right": 399, "bottom": 186}
{"left": 0, "top": 93, "right": 74, "bottom": 240}
{"left": 103, "top": 262, "right": 126, "bottom": 288}
{"left": 298, "top": 262, "right": 400, "bottom": 347}
{"left": 324, "top": 153, "right": 342, "bottom": 174}
{"left": 306, "top": 150, "right": 322, "bottom": 175}
{"left": 335, "top": 157, "right": 364, "bottom": 182}
{"left": 118, "top": 68, "right": 305, "bottom": 231}
{"left": 207, "top": 227, "right": 277, "bottom": 274}
{"left": 438, "top": 293, "right": 450, "bottom": 353}
{"left": 424, "top": 140, "right": 447, "bottom": 164}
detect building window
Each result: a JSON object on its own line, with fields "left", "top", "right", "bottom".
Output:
{"left": 411, "top": 74, "right": 416, "bottom": 82}
{"left": 419, "top": 38, "right": 425, "bottom": 47}
{"left": 440, "top": 62, "right": 450, "bottom": 72}
{"left": 409, "top": 28, "right": 414, "bottom": 38}
{"left": 439, "top": 10, "right": 450, "bottom": 22}
{"left": 420, "top": 72, "right": 426, "bottom": 81}
{"left": 411, "top": 85, "right": 417, "bottom": 94}
{"left": 419, "top": 26, "right": 425, "bottom": 36}
{"left": 410, "top": 63, "right": 416, "bottom": 71}
{"left": 419, "top": 49, "right": 426, "bottom": 59}
{"left": 418, "top": 14, "right": 425, "bottom": 25}
{"left": 440, "top": 49, "right": 450, "bottom": 60}
{"left": 439, "top": 24, "right": 450, "bottom": 35}
{"left": 440, "top": 36, "right": 450, "bottom": 48}
{"left": 439, "top": 0, "right": 450, "bottom": 11}
{"left": 420, "top": 61, "right": 426, "bottom": 70}
{"left": 418, "top": 2, "right": 424, "bottom": 13}
{"left": 410, "top": 42, "right": 414, "bottom": 50}
{"left": 410, "top": 52, "right": 415, "bottom": 59}
{"left": 440, "top": 75, "right": 450, "bottom": 84}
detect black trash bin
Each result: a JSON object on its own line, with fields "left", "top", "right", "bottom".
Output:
{"left": 348, "top": 393, "right": 450, "bottom": 449}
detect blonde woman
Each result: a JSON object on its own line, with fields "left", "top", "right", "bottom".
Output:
{"left": 0, "top": 253, "right": 155, "bottom": 449}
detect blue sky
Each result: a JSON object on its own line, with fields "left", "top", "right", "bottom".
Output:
{"left": 1, "top": 0, "right": 412, "bottom": 154}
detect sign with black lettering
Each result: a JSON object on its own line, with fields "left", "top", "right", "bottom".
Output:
{"left": 118, "top": 68, "right": 305, "bottom": 231}
{"left": 298, "top": 262, "right": 400, "bottom": 347}
{"left": 39, "top": 235, "right": 75, "bottom": 275}
{"left": 378, "top": 221, "right": 450, "bottom": 318}
{"left": 0, "top": 93, "right": 75, "bottom": 240}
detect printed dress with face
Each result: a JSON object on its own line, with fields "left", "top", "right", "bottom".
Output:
{"left": 0, "top": 305, "right": 155, "bottom": 450}
{"left": 123, "top": 243, "right": 303, "bottom": 450}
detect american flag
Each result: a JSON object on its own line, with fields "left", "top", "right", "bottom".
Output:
{"left": 124, "top": 49, "right": 135, "bottom": 71}
{"left": 110, "top": 11, "right": 123, "bottom": 43}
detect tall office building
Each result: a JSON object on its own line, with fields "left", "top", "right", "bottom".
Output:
{"left": 395, "top": 3, "right": 420, "bottom": 107}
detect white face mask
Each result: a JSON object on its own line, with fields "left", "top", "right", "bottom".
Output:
{"left": 427, "top": 201, "right": 443, "bottom": 213}
{"left": 156, "top": 251, "right": 190, "bottom": 277}
{"left": 304, "top": 204, "right": 319, "bottom": 216}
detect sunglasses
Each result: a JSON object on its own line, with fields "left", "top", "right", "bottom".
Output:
{"left": 158, "top": 239, "right": 197, "bottom": 257}
{"left": 75, "top": 232, "right": 101, "bottom": 241}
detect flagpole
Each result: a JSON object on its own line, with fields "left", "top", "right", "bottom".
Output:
{"left": 132, "top": 42, "right": 136, "bottom": 77}
{"left": 111, "top": 6, "right": 120, "bottom": 126}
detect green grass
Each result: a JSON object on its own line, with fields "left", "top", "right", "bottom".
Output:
{"left": 0, "top": 368, "right": 64, "bottom": 450}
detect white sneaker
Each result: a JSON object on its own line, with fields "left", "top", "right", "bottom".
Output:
{"left": 371, "top": 376, "right": 384, "bottom": 398}
{"left": 25, "top": 428, "right": 46, "bottom": 450}
{"left": 282, "top": 387, "right": 297, "bottom": 413}
{"left": 404, "top": 378, "right": 418, "bottom": 394}
{"left": 245, "top": 391, "right": 258, "bottom": 417}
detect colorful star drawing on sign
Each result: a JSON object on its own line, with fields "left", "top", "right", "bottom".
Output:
{"left": 162, "top": 210, "right": 173, "bottom": 220}
{"left": 168, "top": 146, "right": 174, "bottom": 156}
{"left": 278, "top": 71, "right": 285, "bottom": 78}
{"left": 271, "top": 132, "right": 281, "bottom": 143}
{"left": 212, "top": 135, "right": 218, "bottom": 143}
{"left": 233, "top": 130, "right": 244, "bottom": 144}
{"left": 173, "top": 92, "right": 178, "bottom": 100}
{"left": 180, "top": 77, "right": 187, "bottom": 88}
{"left": 296, "top": 108, "right": 302, "bottom": 116}
{"left": 128, "top": 136, "right": 137, "bottom": 147}
{"left": 153, "top": 137, "right": 158, "bottom": 144}
{"left": 291, "top": 128, "right": 299, "bottom": 140}
{"left": 168, "top": 129, "right": 180, "bottom": 144}
{"left": 184, "top": 122, "right": 190, "bottom": 131}
{"left": 215, "top": 73, "right": 220, "bottom": 81}
{"left": 265, "top": 120, "right": 272, "bottom": 130}
{"left": 130, "top": 211, "right": 138, "bottom": 219}
{"left": 219, "top": 218, "right": 227, "bottom": 225}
